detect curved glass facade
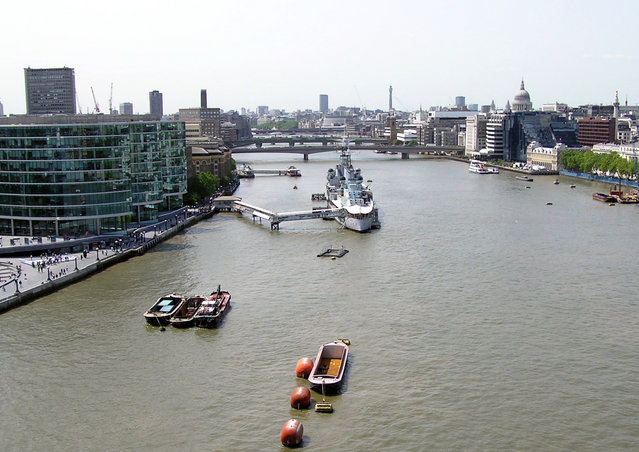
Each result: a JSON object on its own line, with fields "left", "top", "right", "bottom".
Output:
{"left": 0, "top": 121, "right": 186, "bottom": 236}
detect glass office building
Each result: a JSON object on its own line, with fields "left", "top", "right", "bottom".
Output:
{"left": 0, "top": 120, "right": 186, "bottom": 237}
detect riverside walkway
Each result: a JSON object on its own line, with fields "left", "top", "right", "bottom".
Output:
{"left": 0, "top": 209, "right": 214, "bottom": 313}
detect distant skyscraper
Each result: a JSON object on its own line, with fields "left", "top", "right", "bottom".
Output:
{"left": 24, "top": 67, "right": 76, "bottom": 114}
{"left": 149, "top": 90, "right": 163, "bottom": 117}
{"left": 201, "top": 89, "right": 207, "bottom": 109}
{"left": 119, "top": 102, "right": 133, "bottom": 115}
{"left": 257, "top": 106, "right": 269, "bottom": 116}
{"left": 389, "top": 85, "right": 393, "bottom": 111}
{"left": 455, "top": 96, "right": 466, "bottom": 108}
{"left": 319, "top": 94, "right": 329, "bottom": 113}
{"left": 0, "top": 100, "right": 4, "bottom": 116}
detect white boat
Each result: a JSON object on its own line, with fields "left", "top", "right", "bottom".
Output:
{"left": 469, "top": 160, "right": 490, "bottom": 174}
{"left": 326, "top": 145, "right": 377, "bottom": 232}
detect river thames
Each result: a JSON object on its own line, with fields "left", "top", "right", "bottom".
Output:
{"left": 1, "top": 151, "right": 638, "bottom": 451}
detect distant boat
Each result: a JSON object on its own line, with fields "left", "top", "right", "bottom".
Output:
{"left": 285, "top": 166, "right": 301, "bottom": 177}
{"left": 144, "top": 294, "right": 185, "bottom": 326}
{"left": 469, "top": 160, "right": 489, "bottom": 174}
{"left": 554, "top": 179, "right": 559, "bottom": 184}
{"left": 609, "top": 185, "right": 639, "bottom": 203}
{"left": 592, "top": 192, "right": 616, "bottom": 203}
{"left": 516, "top": 175, "right": 534, "bottom": 182}
{"left": 374, "top": 149, "right": 386, "bottom": 154}
{"left": 307, "top": 339, "right": 350, "bottom": 394}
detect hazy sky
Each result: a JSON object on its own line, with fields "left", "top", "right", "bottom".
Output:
{"left": 2, "top": 0, "right": 638, "bottom": 115}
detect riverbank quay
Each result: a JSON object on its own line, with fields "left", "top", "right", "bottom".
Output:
{"left": 560, "top": 169, "right": 639, "bottom": 189}
{"left": 0, "top": 209, "right": 214, "bottom": 314}
{"left": 446, "top": 156, "right": 559, "bottom": 175}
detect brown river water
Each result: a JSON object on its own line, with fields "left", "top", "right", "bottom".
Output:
{"left": 1, "top": 152, "right": 638, "bottom": 451}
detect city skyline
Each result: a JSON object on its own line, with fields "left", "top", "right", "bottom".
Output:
{"left": 2, "top": 0, "right": 638, "bottom": 115}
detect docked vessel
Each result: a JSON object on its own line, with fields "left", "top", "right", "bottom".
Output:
{"left": 169, "top": 295, "right": 207, "bottom": 328}
{"left": 609, "top": 185, "right": 639, "bottom": 203}
{"left": 592, "top": 192, "right": 617, "bottom": 203}
{"left": 468, "top": 160, "right": 490, "bottom": 174}
{"left": 307, "top": 339, "right": 350, "bottom": 394}
{"left": 193, "top": 286, "right": 231, "bottom": 328}
{"left": 144, "top": 294, "right": 186, "bottom": 326}
{"left": 326, "top": 146, "right": 377, "bottom": 232}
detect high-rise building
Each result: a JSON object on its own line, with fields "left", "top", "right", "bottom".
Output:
{"left": 119, "top": 102, "right": 133, "bottom": 115}
{"left": 455, "top": 96, "right": 466, "bottom": 109}
{"left": 577, "top": 117, "right": 616, "bottom": 146}
{"left": 465, "top": 114, "right": 488, "bottom": 155}
{"left": 319, "top": 94, "right": 329, "bottom": 113}
{"left": 0, "top": 114, "right": 186, "bottom": 235}
{"left": 257, "top": 106, "right": 269, "bottom": 116}
{"left": 149, "top": 90, "right": 163, "bottom": 117}
{"left": 179, "top": 107, "right": 221, "bottom": 139}
{"left": 0, "top": 100, "right": 4, "bottom": 116}
{"left": 24, "top": 67, "right": 76, "bottom": 114}
{"left": 389, "top": 85, "right": 393, "bottom": 111}
{"left": 201, "top": 89, "right": 207, "bottom": 109}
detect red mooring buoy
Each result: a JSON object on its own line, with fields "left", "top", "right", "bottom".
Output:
{"left": 295, "top": 357, "right": 313, "bottom": 379}
{"left": 280, "top": 419, "right": 303, "bottom": 447}
{"left": 289, "top": 386, "right": 311, "bottom": 409}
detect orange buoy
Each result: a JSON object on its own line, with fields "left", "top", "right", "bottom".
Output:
{"left": 280, "top": 419, "right": 303, "bottom": 447}
{"left": 289, "top": 386, "right": 311, "bottom": 409}
{"left": 295, "top": 357, "right": 313, "bottom": 378}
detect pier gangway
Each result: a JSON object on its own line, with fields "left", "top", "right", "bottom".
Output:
{"left": 233, "top": 200, "right": 343, "bottom": 230}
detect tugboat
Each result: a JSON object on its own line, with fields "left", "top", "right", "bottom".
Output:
{"left": 193, "top": 286, "right": 231, "bottom": 328}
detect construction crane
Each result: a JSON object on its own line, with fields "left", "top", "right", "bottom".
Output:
{"left": 90, "top": 87, "right": 100, "bottom": 113}
{"left": 109, "top": 82, "right": 113, "bottom": 115}
{"left": 76, "top": 92, "right": 82, "bottom": 114}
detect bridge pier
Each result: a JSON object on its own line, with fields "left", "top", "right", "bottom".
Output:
{"left": 401, "top": 152, "right": 410, "bottom": 159}
{"left": 304, "top": 153, "right": 308, "bottom": 161}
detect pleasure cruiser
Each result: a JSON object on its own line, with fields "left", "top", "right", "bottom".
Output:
{"left": 468, "top": 159, "right": 490, "bottom": 174}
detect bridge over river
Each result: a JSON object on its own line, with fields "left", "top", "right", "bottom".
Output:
{"left": 231, "top": 144, "right": 464, "bottom": 160}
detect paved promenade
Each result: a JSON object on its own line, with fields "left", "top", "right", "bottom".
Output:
{"left": 0, "top": 209, "right": 213, "bottom": 313}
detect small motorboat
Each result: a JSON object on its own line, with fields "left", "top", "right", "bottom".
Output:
{"left": 193, "top": 286, "right": 231, "bottom": 328}
{"left": 554, "top": 179, "right": 559, "bottom": 184}
{"left": 307, "top": 339, "right": 350, "bottom": 394}
{"left": 516, "top": 175, "right": 533, "bottom": 181}
{"left": 144, "top": 294, "right": 186, "bottom": 326}
{"left": 169, "top": 295, "right": 207, "bottom": 328}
